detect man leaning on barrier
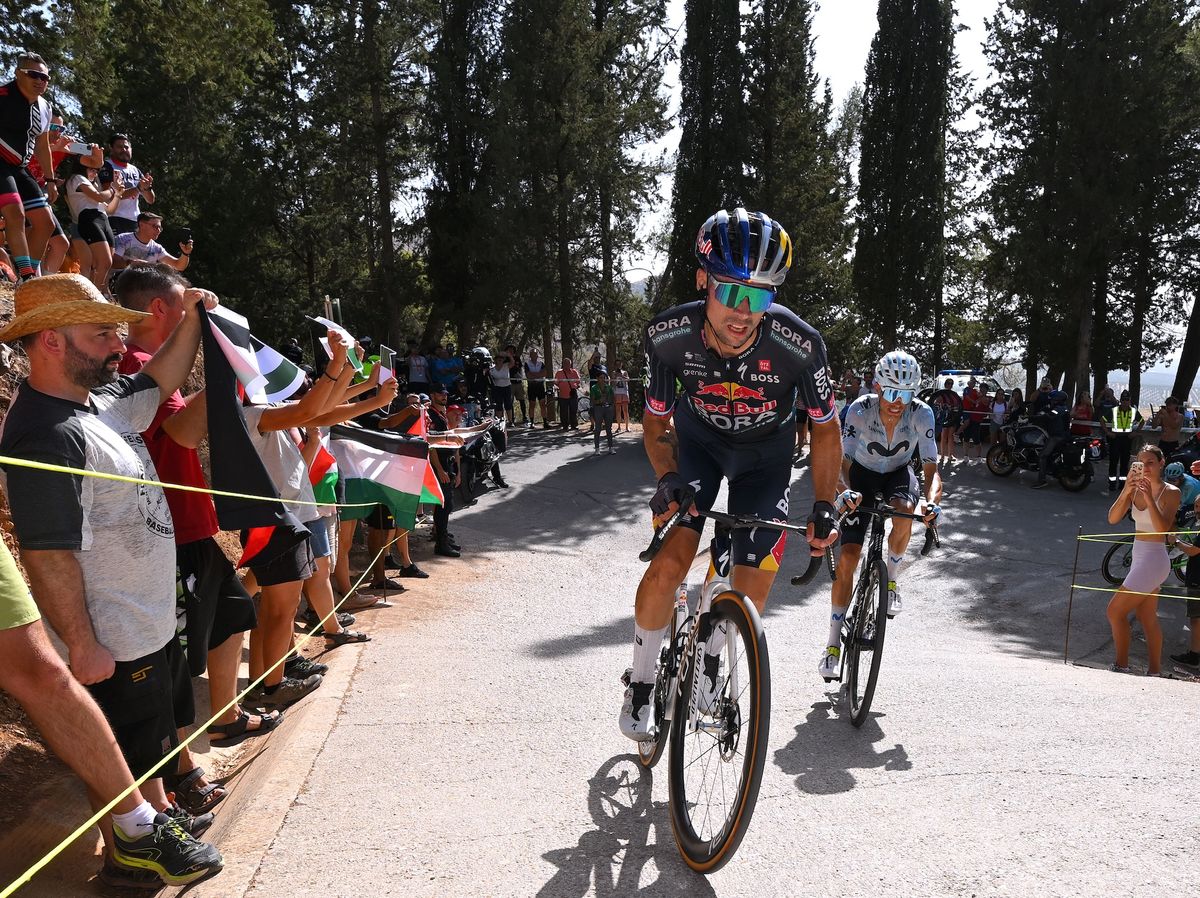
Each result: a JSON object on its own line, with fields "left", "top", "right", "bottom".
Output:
{"left": 0, "top": 274, "right": 223, "bottom": 887}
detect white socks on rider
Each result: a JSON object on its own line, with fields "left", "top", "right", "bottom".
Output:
{"left": 887, "top": 553, "right": 905, "bottom": 583}
{"left": 827, "top": 605, "right": 848, "bottom": 648}
{"left": 632, "top": 622, "right": 668, "bottom": 683}
{"left": 706, "top": 619, "right": 728, "bottom": 659}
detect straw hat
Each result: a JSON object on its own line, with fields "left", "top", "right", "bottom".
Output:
{"left": 0, "top": 274, "right": 149, "bottom": 342}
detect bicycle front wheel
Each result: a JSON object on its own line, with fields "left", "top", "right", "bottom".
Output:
{"left": 846, "top": 555, "right": 888, "bottom": 727}
{"left": 638, "top": 612, "right": 688, "bottom": 769}
{"left": 1101, "top": 538, "right": 1134, "bottom": 586}
{"left": 668, "top": 591, "right": 770, "bottom": 873}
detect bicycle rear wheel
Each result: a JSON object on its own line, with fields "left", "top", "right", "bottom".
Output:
{"left": 668, "top": 591, "right": 770, "bottom": 873}
{"left": 846, "top": 555, "right": 888, "bottom": 727}
{"left": 1101, "top": 538, "right": 1134, "bottom": 586}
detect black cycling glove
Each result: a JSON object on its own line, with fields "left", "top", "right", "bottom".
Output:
{"left": 807, "top": 500, "right": 837, "bottom": 540}
{"left": 650, "top": 471, "right": 695, "bottom": 517}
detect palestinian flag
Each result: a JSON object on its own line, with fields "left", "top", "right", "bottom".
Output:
{"left": 309, "top": 432, "right": 339, "bottom": 505}
{"left": 209, "top": 305, "right": 306, "bottom": 403}
{"left": 403, "top": 407, "right": 445, "bottom": 506}
{"left": 329, "top": 424, "right": 442, "bottom": 531}
{"left": 310, "top": 315, "right": 364, "bottom": 373}
{"left": 200, "top": 307, "right": 311, "bottom": 568}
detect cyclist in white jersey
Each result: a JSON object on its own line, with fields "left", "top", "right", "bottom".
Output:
{"left": 818, "top": 350, "right": 944, "bottom": 680}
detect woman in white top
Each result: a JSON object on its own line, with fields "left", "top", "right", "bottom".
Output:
{"left": 63, "top": 159, "right": 122, "bottom": 295}
{"left": 989, "top": 391, "right": 1008, "bottom": 445}
{"left": 1106, "top": 444, "right": 1180, "bottom": 675}
{"left": 613, "top": 364, "right": 631, "bottom": 432}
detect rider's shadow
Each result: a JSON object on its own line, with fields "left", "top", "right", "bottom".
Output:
{"left": 773, "top": 700, "right": 912, "bottom": 794}
{"left": 538, "top": 755, "right": 718, "bottom": 898}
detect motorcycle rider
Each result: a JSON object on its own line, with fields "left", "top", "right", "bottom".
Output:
{"left": 1032, "top": 390, "right": 1071, "bottom": 490}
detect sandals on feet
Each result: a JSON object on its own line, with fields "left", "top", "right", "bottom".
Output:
{"left": 205, "top": 708, "right": 283, "bottom": 747}
{"left": 168, "top": 766, "right": 228, "bottom": 815}
{"left": 324, "top": 628, "right": 371, "bottom": 647}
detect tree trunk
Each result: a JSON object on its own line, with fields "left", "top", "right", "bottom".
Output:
{"left": 1092, "top": 259, "right": 1109, "bottom": 400}
{"left": 1172, "top": 296, "right": 1200, "bottom": 404}
{"left": 542, "top": 321, "right": 557, "bottom": 423}
{"left": 362, "top": 0, "right": 399, "bottom": 345}
{"left": 1129, "top": 232, "right": 1152, "bottom": 408}
{"left": 1068, "top": 275, "right": 1093, "bottom": 403}
{"left": 556, "top": 155, "right": 575, "bottom": 364}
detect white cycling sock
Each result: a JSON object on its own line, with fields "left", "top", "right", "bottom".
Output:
{"left": 632, "top": 622, "right": 668, "bottom": 683}
{"left": 887, "top": 553, "right": 904, "bottom": 583}
{"left": 705, "top": 619, "right": 728, "bottom": 659}
{"left": 112, "top": 800, "right": 157, "bottom": 836}
{"left": 827, "top": 605, "right": 848, "bottom": 648}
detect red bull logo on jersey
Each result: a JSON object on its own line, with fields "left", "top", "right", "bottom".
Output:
{"left": 688, "top": 381, "right": 778, "bottom": 429}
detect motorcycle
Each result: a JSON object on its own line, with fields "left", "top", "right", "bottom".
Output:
{"left": 985, "top": 420, "right": 1096, "bottom": 492}
{"left": 459, "top": 416, "right": 507, "bottom": 501}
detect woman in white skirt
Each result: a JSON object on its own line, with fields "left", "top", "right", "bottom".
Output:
{"left": 1106, "top": 445, "right": 1180, "bottom": 674}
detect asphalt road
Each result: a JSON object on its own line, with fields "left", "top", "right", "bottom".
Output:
{"left": 236, "top": 427, "right": 1200, "bottom": 898}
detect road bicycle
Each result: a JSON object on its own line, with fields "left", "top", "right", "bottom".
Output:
{"left": 627, "top": 507, "right": 830, "bottom": 872}
{"left": 1100, "top": 509, "right": 1197, "bottom": 587}
{"left": 827, "top": 496, "right": 938, "bottom": 726}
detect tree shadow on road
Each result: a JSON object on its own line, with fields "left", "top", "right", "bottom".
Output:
{"left": 773, "top": 700, "right": 911, "bottom": 795}
{"left": 537, "top": 754, "right": 717, "bottom": 898}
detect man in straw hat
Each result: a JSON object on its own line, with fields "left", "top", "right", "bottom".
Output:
{"left": 0, "top": 273, "right": 225, "bottom": 887}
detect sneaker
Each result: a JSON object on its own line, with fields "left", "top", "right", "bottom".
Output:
{"left": 818, "top": 645, "right": 841, "bottom": 682}
{"left": 163, "top": 802, "right": 214, "bottom": 838}
{"left": 112, "top": 812, "right": 223, "bottom": 886}
{"left": 1108, "top": 663, "right": 1133, "bottom": 674}
{"left": 608, "top": 446, "right": 616, "bottom": 455}
{"left": 285, "top": 655, "right": 328, "bottom": 678}
{"left": 397, "top": 563, "right": 430, "bottom": 579}
{"left": 1032, "top": 480, "right": 1050, "bottom": 489}
{"left": 593, "top": 449, "right": 601, "bottom": 456}
{"left": 697, "top": 652, "right": 724, "bottom": 713}
{"left": 887, "top": 581, "right": 902, "bottom": 617}
{"left": 435, "top": 543, "right": 461, "bottom": 558}
{"left": 619, "top": 680, "right": 656, "bottom": 742}
{"left": 1170, "top": 650, "right": 1200, "bottom": 668}
{"left": 99, "top": 857, "right": 163, "bottom": 890}
{"left": 259, "top": 674, "right": 322, "bottom": 707}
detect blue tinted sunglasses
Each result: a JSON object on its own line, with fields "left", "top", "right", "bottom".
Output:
{"left": 881, "top": 388, "right": 915, "bottom": 404}
{"left": 713, "top": 280, "right": 775, "bottom": 313}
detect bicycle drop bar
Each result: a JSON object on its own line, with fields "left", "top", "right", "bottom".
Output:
{"left": 639, "top": 506, "right": 834, "bottom": 583}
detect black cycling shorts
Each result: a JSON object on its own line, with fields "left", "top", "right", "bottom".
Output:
{"left": 77, "top": 208, "right": 115, "bottom": 246}
{"left": 0, "top": 162, "right": 45, "bottom": 211}
{"left": 839, "top": 461, "right": 920, "bottom": 547}
{"left": 527, "top": 380, "right": 547, "bottom": 401}
{"left": 673, "top": 409, "right": 794, "bottom": 570}
{"left": 86, "top": 640, "right": 181, "bottom": 779}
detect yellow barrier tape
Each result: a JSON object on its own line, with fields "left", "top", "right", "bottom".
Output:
{"left": 1069, "top": 582, "right": 1196, "bottom": 601}
{"left": 0, "top": 528, "right": 408, "bottom": 897}
{"left": 0, "top": 453, "right": 376, "bottom": 510}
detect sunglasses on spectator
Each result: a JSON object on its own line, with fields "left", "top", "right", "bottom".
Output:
{"left": 881, "top": 388, "right": 915, "bottom": 404}
{"left": 712, "top": 280, "right": 775, "bottom": 313}
{"left": 20, "top": 69, "right": 50, "bottom": 82}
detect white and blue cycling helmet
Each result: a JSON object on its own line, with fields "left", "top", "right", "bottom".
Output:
{"left": 875, "top": 351, "right": 922, "bottom": 392}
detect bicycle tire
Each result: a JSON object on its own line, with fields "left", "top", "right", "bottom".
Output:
{"left": 668, "top": 591, "right": 770, "bottom": 873}
{"left": 1101, "top": 538, "right": 1134, "bottom": 586}
{"left": 638, "top": 612, "right": 685, "bottom": 769}
{"left": 846, "top": 555, "right": 888, "bottom": 727}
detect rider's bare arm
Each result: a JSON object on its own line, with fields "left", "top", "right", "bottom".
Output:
{"left": 807, "top": 416, "right": 840, "bottom": 506}
{"left": 643, "top": 413, "right": 680, "bottom": 481}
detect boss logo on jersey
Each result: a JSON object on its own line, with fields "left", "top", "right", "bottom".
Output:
{"left": 813, "top": 365, "right": 832, "bottom": 400}
{"left": 647, "top": 315, "right": 693, "bottom": 345}
{"left": 749, "top": 372, "right": 780, "bottom": 384}
{"left": 767, "top": 319, "right": 814, "bottom": 356}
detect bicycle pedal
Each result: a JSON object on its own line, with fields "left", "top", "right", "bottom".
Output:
{"left": 620, "top": 667, "right": 632, "bottom": 688}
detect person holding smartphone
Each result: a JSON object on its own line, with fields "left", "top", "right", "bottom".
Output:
{"left": 1106, "top": 445, "right": 1180, "bottom": 675}
{"left": 104, "top": 134, "right": 155, "bottom": 235}
{"left": 112, "top": 212, "right": 191, "bottom": 274}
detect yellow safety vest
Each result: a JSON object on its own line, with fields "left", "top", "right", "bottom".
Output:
{"left": 1110, "top": 406, "right": 1134, "bottom": 433}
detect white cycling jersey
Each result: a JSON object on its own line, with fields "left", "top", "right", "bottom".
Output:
{"left": 842, "top": 394, "right": 937, "bottom": 473}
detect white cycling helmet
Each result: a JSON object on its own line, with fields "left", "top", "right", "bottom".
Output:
{"left": 875, "top": 350, "right": 921, "bottom": 391}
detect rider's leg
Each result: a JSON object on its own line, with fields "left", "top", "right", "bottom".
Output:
{"left": 830, "top": 543, "right": 863, "bottom": 645}
{"left": 886, "top": 499, "right": 916, "bottom": 580}
{"left": 632, "top": 526, "right": 702, "bottom": 680}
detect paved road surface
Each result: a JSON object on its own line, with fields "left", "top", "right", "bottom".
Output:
{"left": 234, "top": 429, "right": 1200, "bottom": 897}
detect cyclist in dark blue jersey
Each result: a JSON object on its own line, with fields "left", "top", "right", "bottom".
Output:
{"left": 620, "top": 207, "right": 843, "bottom": 741}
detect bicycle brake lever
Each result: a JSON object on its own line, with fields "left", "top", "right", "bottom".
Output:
{"left": 921, "top": 526, "right": 940, "bottom": 556}
{"left": 790, "top": 551, "right": 824, "bottom": 586}
{"left": 640, "top": 506, "right": 686, "bottom": 563}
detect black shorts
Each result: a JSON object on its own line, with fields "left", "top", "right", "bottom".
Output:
{"left": 87, "top": 641, "right": 181, "bottom": 779}
{"left": 839, "top": 461, "right": 920, "bottom": 547}
{"left": 109, "top": 216, "right": 137, "bottom": 236}
{"left": 528, "top": 381, "right": 547, "bottom": 401}
{"left": 77, "top": 208, "right": 115, "bottom": 246}
{"left": 962, "top": 420, "right": 984, "bottom": 443}
{"left": 674, "top": 410, "right": 794, "bottom": 570}
{"left": 367, "top": 503, "right": 395, "bottom": 531}
{"left": 244, "top": 529, "right": 316, "bottom": 586}
{"left": 177, "top": 537, "right": 257, "bottom": 676}
{"left": 491, "top": 384, "right": 514, "bottom": 412}
{"left": 0, "top": 162, "right": 45, "bottom": 211}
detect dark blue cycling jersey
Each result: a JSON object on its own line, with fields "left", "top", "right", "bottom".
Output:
{"left": 642, "top": 300, "right": 835, "bottom": 443}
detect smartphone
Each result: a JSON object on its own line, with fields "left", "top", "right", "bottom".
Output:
{"left": 1129, "top": 461, "right": 1145, "bottom": 480}
{"left": 177, "top": 227, "right": 192, "bottom": 244}
{"left": 65, "top": 141, "right": 90, "bottom": 155}
{"left": 98, "top": 167, "right": 113, "bottom": 184}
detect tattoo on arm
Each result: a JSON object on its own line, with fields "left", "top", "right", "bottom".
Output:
{"left": 657, "top": 429, "right": 679, "bottom": 466}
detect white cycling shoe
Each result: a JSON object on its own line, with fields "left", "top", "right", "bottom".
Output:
{"left": 887, "top": 581, "right": 902, "bottom": 617}
{"left": 619, "top": 680, "right": 657, "bottom": 742}
{"left": 818, "top": 645, "right": 841, "bottom": 682}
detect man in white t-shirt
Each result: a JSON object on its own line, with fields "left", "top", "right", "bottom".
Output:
{"left": 113, "top": 213, "right": 191, "bottom": 274}
{"left": 103, "top": 134, "right": 155, "bottom": 235}
{"left": 489, "top": 350, "right": 515, "bottom": 425}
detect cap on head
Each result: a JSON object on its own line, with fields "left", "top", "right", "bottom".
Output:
{"left": 0, "top": 274, "right": 149, "bottom": 342}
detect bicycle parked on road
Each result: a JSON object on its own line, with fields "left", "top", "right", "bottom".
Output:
{"left": 627, "top": 508, "right": 829, "bottom": 873}
{"left": 826, "top": 496, "right": 938, "bottom": 726}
